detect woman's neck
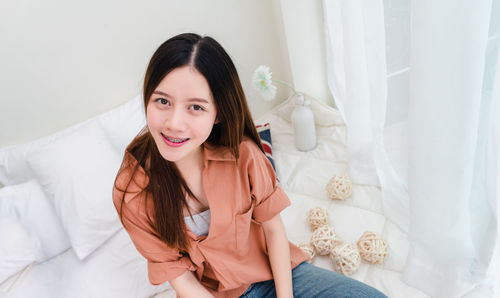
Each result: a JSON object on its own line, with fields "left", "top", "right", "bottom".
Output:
{"left": 175, "top": 146, "right": 204, "bottom": 179}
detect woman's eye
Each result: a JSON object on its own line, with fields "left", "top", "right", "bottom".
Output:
{"left": 156, "top": 98, "right": 169, "bottom": 105}
{"left": 189, "top": 104, "right": 204, "bottom": 111}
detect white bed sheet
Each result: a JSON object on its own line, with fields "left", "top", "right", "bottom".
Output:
{"left": 2, "top": 229, "right": 171, "bottom": 298}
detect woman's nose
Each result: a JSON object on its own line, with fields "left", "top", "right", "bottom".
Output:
{"left": 165, "top": 108, "right": 186, "bottom": 131}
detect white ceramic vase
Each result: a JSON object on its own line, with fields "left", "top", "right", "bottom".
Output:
{"left": 291, "top": 93, "right": 317, "bottom": 151}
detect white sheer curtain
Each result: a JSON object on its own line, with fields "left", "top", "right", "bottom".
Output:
{"left": 403, "top": 1, "right": 498, "bottom": 297}
{"left": 323, "top": 0, "right": 500, "bottom": 297}
{"left": 488, "top": 53, "right": 500, "bottom": 296}
{"left": 322, "top": 0, "right": 409, "bottom": 232}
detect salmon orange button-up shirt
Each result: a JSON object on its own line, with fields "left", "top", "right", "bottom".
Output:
{"left": 113, "top": 138, "right": 309, "bottom": 297}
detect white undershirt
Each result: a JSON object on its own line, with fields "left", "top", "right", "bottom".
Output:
{"left": 184, "top": 209, "right": 211, "bottom": 236}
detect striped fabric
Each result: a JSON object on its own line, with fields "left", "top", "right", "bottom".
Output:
{"left": 256, "top": 123, "right": 276, "bottom": 173}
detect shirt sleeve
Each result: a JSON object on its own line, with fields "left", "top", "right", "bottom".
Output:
{"left": 244, "top": 140, "right": 291, "bottom": 223}
{"left": 113, "top": 167, "right": 195, "bottom": 285}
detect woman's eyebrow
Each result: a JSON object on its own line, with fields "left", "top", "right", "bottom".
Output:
{"left": 152, "top": 90, "right": 209, "bottom": 103}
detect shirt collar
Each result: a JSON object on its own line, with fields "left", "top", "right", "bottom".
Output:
{"left": 203, "top": 142, "right": 236, "bottom": 162}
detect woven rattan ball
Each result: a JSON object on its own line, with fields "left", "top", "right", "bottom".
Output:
{"left": 306, "top": 207, "right": 329, "bottom": 231}
{"left": 326, "top": 174, "right": 352, "bottom": 200}
{"left": 329, "top": 242, "right": 361, "bottom": 275}
{"left": 310, "top": 225, "right": 339, "bottom": 256}
{"left": 298, "top": 242, "right": 316, "bottom": 263}
{"left": 357, "top": 231, "right": 388, "bottom": 264}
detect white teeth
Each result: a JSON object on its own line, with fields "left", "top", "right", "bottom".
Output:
{"left": 163, "top": 134, "right": 188, "bottom": 143}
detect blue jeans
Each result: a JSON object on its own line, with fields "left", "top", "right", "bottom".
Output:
{"left": 240, "top": 262, "right": 387, "bottom": 298}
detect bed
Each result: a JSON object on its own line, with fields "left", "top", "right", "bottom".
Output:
{"left": 0, "top": 94, "right": 427, "bottom": 297}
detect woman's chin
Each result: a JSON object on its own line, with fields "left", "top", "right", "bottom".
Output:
{"left": 159, "top": 152, "right": 181, "bottom": 163}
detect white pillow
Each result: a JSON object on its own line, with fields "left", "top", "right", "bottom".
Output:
{"left": 0, "top": 180, "right": 71, "bottom": 263}
{"left": 0, "top": 144, "right": 31, "bottom": 186}
{"left": 0, "top": 217, "right": 38, "bottom": 285}
{"left": 0, "top": 118, "right": 95, "bottom": 186}
{"left": 26, "top": 120, "right": 123, "bottom": 260}
{"left": 99, "top": 94, "right": 146, "bottom": 155}
{"left": 0, "top": 95, "right": 144, "bottom": 186}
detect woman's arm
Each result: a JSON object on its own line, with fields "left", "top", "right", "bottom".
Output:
{"left": 261, "top": 213, "right": 294, "bottom": 298}
{"left": 169, "top": 270, "right": 214, "bottom": 298}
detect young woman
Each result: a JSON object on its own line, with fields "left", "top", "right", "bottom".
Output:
{"left": 113, "top": 33, "right": 386, "bottom": 298}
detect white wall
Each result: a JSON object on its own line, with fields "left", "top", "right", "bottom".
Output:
{"left": 279, "top": 0, "right": 334, "bottom": 107}
{"left": 0, "top": 0, "right": 294, "bottom": 147}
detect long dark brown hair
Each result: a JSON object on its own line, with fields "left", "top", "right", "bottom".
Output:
{"left": 114, "top": 33, "right": 263, "bottom": 252}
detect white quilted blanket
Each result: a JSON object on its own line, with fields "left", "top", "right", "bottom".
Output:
{"left": 252, "top": 96, "right": 429, "bottom": 298}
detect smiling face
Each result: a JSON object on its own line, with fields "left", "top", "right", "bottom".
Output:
{"left": 146, "top": 65, "right": 218, "bottom": 166}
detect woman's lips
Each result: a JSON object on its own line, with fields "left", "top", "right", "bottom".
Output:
{"left": 161, "top": 133, "right": 189, "bottom": 147}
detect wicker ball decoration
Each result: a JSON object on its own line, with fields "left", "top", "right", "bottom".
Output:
{"left": 298, "top": 242, "right": 316, "bottom": 263}
{"left": 357, "top": 231, "right": 388, "bottom": 264}
{"left": 329, "top": 242, "right": 361, "bottom": 275}
{"left": 326, "top": 174, "right": 352, "bottom": 200}
{"left": 306, "top": 207, "right": 329, "bottom": 231}
{"left": 310, "top": 225, "right": 339, "bottom": 256}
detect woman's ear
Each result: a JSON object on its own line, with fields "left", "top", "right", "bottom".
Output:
{"left": 214, "top": 117, "right": 220, "bottom": 124}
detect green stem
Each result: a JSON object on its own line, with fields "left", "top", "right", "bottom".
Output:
{"left": 274, "top": 79, "right": 324, "bottom": 104}
{"left": 273, "top": 79, "right": 298, "bottom": 95}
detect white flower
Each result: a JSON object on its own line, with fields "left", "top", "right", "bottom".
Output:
{"left": 252, "top": 65, "right": 277, "bottom": 101}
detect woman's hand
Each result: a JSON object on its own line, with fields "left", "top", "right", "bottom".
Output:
{"left": 261, "top": 214, "right": 294, "bottom": 298}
